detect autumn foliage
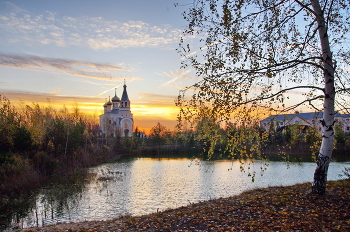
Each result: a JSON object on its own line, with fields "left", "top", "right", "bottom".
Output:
{"left": 0, "top": 94, "right": 112, "bottom": 195}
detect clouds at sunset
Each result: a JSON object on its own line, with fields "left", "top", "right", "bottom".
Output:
{"left": 0, "top": 0, "right": 195, "bottom": 133}
{"left": 157, "top": 69, "right": 196, "bottom": 87}
{"left": 1, "top": 88, "right": 179, "bottom": 119}
{"left": 132, "top": 94, "right": 180, "bottom": 132}
{"left": 1, "top": 88, "right": 103, "bottom": 106}
{"left": 0, "top": 53, "right": 142, "bottom": 81}
{"left": 135, "top": 93, "right": 177, "bottom": 105}
{"left": 0, "top": 2, "right": 182, "bottom": 50}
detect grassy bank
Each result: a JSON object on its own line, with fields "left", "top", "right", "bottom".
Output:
{"left": 0, "top": 150, "right": 125, "bottom": 232}
{"left": 19, "top": 179, "right": 350, "bottom": 232}
{"left": 0, "top": 147, "right": 121, "bottom": 196}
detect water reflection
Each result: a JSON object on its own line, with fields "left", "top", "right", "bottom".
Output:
{"left": 5, "top": 158, "right": 350, "bottom": 230}
{"left": 0, "top": 172, "right": 91, "bottom": 231}
{"left": 0, "top": 192, "right": 36, "bottom": 231}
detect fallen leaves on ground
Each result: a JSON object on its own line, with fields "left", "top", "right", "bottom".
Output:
{"left": 20, "top": 180, "right": 350, "bottom": 232}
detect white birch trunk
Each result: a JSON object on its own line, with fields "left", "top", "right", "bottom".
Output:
{"left": 310, "top": 0, "right": 336, "bottom": 194}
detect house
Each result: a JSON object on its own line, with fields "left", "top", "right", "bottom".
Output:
{"left": 260, "top": 112, "right": 350, "bottom": 134}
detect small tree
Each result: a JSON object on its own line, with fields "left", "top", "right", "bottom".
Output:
{"left": 334, "top": 123, "right": 346, "bottom": 143}
{"left": 0, "top": 94, "right": 18, "bottom": 153}
{"left": 149, "top": 122, "right": 170, "bottom": 155}
{"left": 131, "top": 126, "right": 140, "bottom": 149}
{"left": 176, "top": 0, "right": 350, "bottom": 194}
{"left": 13, "top": 126, "right": 32, "bottom": 153}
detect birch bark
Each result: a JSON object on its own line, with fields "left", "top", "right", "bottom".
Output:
{"left": 310, "top": 0, "right": 336, "bottom": 195}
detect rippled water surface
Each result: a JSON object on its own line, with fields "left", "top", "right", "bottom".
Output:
{"left": 8, "top": 158, "right": 350, "bottom": 229}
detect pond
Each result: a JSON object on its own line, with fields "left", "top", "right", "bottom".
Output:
{"left": 4, "top": 158, "right": 349, "bottom": 230}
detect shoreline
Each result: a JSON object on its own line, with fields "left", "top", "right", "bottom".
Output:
{"left": 17, "top": 180, "right": 350, "bottom": 232}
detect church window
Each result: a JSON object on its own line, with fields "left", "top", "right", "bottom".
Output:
{"left": 109, "top": 120, "right": 111, "bottom": 124}
{"left": 125, "top": 102, "right": 128, "bottom": 107}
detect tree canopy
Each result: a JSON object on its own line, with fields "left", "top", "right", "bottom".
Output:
{"left": 176, "top": 0, "right": 350, "bottom": 194}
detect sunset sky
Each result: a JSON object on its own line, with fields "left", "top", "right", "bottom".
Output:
{"left": 0, "top": 0, "right": 321, "bottom": 134}
{"left": 0, "top": 0, "right": 198, "bottom": 133}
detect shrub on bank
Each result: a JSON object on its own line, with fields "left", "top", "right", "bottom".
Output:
{"left": 0, "top": 155, "right": 41, "bottom": 196}
{"left": 0, "top": 94, "right": 119, "bottom": 197}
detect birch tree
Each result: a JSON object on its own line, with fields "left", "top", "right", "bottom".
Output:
{"left": 176, "top": 0, "right": 350, "bottom": 194}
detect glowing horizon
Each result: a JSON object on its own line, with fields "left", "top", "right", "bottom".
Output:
{"left": 2, "top": 89, "right": 180, "bottom": 134}
{"left": 0, "top": 1, "right": 316, "bottom": 135}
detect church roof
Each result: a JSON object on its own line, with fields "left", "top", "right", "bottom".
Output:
{"left": 106, "top": 109, "right": 120, "bottom": 114}
{"left": 111, "top": 88, "right": 120, "bottom": 102}
{"left": 261, "top": 111, "right": 342, "bottom": 122}
{"left": 121, "top": 83, "right": 130, "bottom": 102}
{"left": 112, "top": 95, "right": 120, "bottom": 101}
{"left": 106, "top": 96, "right": 112, "bottom": 105}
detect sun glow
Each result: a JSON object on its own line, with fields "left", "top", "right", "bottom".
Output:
{"left": 131, "top": 104, "right": 179, "bottom": 134}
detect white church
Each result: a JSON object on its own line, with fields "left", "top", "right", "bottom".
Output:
{"left": 100, "top": 82, "right": 134, "bottom": 137}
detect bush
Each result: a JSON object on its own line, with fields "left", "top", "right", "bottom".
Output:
{"left": 32, "top": 151, "right": 59, "bottom": 176}
{"left": 14, "top": 126, "right": 32, "bottom": 152}
{"left": 0, "top": 152, "right": 15, "bottom": 165}
{"left": 0, "top": 156, "right": 40, "bottom": 195}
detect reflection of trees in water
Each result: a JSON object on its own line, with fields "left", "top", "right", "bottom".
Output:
{"left": 2, "top": 170, "right": 91, "bottom": 230}
{"left": 92, "top": 165, "right": 126, "bottom": 198}
{"left": 5, "top": 167, "right": 126, "bottom": 230}
{"left": 0, "top": 191, "right": 37, "bottom": 231}
{"left": 32, "top": 171, "right": 92, "bottom": 227}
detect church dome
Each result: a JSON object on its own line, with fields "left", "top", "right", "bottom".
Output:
{"left": 106, "top": 100, "right": 112, "bottom": 105}
{"left": 111, "top": 88, "right": 120, "bottom": 102}
{"left": 112, "top": 95, "right": 120, "bottom": 102}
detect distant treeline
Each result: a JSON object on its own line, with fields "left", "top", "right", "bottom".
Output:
{"left": 1, "top": 94, "right": 350, "bottom": 196}
{"left": 135, "top": 117, "right": 350, "bottom": 162}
